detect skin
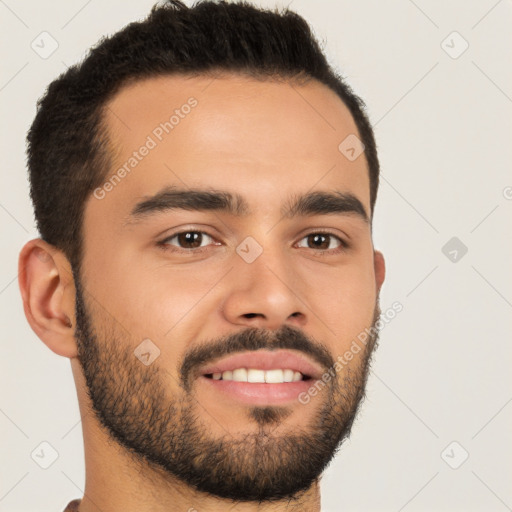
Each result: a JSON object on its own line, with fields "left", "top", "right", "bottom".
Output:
{"left": 18, "top": 74, "right": 385, "bottom": 512}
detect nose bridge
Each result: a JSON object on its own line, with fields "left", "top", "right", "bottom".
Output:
{"left": 221, "top": 239, "right": 306, "bottom": 329}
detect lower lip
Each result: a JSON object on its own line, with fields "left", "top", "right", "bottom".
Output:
{"left": 198, "top": 375, "right": 315, "bottom": 405}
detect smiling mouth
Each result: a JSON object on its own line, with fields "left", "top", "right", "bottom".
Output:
{"left": 203, "top": 368, "right": 313, "bottom": 383}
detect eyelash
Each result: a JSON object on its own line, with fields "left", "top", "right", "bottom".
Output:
{"left": 157, "top": 229, "right": 349, "bottom": 255}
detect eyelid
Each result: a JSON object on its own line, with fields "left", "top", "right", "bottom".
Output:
{"left": 299, "top": 226, "right": 350, "bottom": 242}
{"left": 156, "top": 223, "right": 221, "bottom": 239}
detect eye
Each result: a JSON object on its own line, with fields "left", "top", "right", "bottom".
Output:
{"left": 296, "top": 232, "right": 348, "bottom": 253}
{"left": 157, "top": 229, "right": 349, "bottom": 255}
{"left": 159, "top": 230, "right": 219, "bottom": 252}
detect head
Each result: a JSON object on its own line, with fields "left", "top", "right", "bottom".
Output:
{"left": 19, "top": 0, "right": 385, "bottom": 505}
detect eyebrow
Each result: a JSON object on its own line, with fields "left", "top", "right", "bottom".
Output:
{"left": 127, "top": 186, "right": 369, "bottom": 224}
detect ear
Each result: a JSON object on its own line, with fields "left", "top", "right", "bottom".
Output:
{"left": 373, "top": 250, "right": 385, "bottom": 295}
{"left": 18, "top": 238, "right": 77, "bottom": 358}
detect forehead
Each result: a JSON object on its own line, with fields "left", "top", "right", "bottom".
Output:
{"left": 90, "top": 74, "right": 370, "bottom": 224}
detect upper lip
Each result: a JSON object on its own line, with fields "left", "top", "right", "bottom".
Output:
{"left": 198, "top": 349, "right": 324, "bottom": 380}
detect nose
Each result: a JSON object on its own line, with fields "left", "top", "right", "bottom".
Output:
{"left": 220, "top": 251, "right": 307, "bottom": 330}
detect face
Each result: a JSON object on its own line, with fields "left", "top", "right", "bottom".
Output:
{"left": 75, "top": 74, "right": 384, "bottom": 501}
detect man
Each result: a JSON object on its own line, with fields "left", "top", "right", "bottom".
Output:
{"left": 18, "top": 1, "right": 385, "bottom": 510}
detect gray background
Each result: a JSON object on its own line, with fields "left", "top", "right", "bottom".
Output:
{"left": 1, "top": 0, "right": 511, "bottom": 510}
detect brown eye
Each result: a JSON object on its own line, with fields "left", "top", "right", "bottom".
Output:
{"left": 162, "top": 231, "right": 215, "bottom": 250}
{"left": 296, "top": 232, "right": 346, "bottom": 252}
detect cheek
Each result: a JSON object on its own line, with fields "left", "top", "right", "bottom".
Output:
{"left": 122, "top": 266, "right": 218, "bottom": 337}
{"left": 305, "top": 268, "right": 378, "bottom": 368}
{"left": 83, "top": 258, "right": 220, "bottom": 392}
{"left": 290, "top": 254, "right": 378, "bottom": 347}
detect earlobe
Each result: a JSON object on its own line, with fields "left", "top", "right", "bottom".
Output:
{"left": 373, "top": 250, "right": 386, "bottom": 294}
{"left": 18, "top": 238, "right": 77, "bottom": 358}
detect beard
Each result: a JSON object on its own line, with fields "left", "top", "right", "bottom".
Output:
{"left": 73, "top": 272, "right": 381, "bottom": 504}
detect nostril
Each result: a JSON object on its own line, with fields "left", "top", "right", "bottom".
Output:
{"left": 244, "top": 313, "right": 259, "bottom": 319}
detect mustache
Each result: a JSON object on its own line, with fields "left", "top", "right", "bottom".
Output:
{"left": 179, "top": 325, "right": 334, "bottom": 391}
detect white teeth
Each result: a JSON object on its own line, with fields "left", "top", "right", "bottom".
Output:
{"left": 222, "top": 370, "right": 233, "bottom": 381}
{"left": 232, "top": 368, "right": 248, "bottom": 382}
{"left": 210, "top": 368, "right": 305, "bottom": 383}
{"left": 247, "top": 369, "right": 265, "bottom": 383}
{"left": 283, "top": 369, "right": 294, "bottom": 382}
{"left": 265, "top": 369, "right": 284, "bottom": 383}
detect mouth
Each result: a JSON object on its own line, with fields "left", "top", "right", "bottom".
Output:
{"left": 196, "top": 350, "right": 322, "bottom": 405}
{"left": 203, "top": 368, "right": 313, "bottom": 383}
